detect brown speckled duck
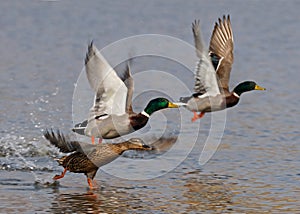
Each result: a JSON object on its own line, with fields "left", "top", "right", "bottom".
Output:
{"left": 180, "top": 15, "right": 265, "bottom": 121}
{"left": 44, "top": 129, "right": 153, "bottom": 189}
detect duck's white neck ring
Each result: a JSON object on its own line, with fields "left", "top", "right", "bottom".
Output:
{"left": 233, "top": 92, "right": 240, "bottom": 98}
{"left": 141, "top": 111, "right": 150, "bottom": 118}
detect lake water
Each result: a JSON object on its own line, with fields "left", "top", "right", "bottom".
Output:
{"left": 1, "top": 0, "right": 299, "bottom": 213}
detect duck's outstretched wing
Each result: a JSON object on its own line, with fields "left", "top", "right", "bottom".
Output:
{"left": 44, "top": 129, "right": 95, "bottom": 154}
{"left": 120, "top": 59, "right": 134, "bottom": 114}
{"left": 85, "top": 42, "right": 127, "bottom": 118}
{"left": 209, "top": 15, "right": 234, "bottom": 93}
{"left": 192, "top": 20, "right": 220, "bottom": 97}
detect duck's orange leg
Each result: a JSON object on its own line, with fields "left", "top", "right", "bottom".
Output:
{"left": 191, "top": 112, "right": 205, "bottom": 122}
{"left": 87, "top": 178, "right": 93, "bottom": 189}
{"left": 87, "top": 178, "right": 99, "bottom": 189}
{"left": 53, "top": 168, "right": 67, "bottom": 180}
{"left": 91, "top": 136, "right": 102, "bottom": 144}
{"left": 91, "top": 136, "right": 95, "bottom": 144}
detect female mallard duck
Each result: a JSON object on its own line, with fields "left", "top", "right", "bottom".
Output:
{"left": 180, "top": 15, "right": 265, "bottom": 121}
{"left": 44, "top": 129, "right": 153, "bottom": 189}
{"left": 72, "top": 42, "right": 181, "bottom": 143}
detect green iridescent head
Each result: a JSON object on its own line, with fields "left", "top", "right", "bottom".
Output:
{"left": 144, "top": 98, "right": 179, "bottom": 115}
{"left": 233, "top": 81, "right": 266, "bottom": 96}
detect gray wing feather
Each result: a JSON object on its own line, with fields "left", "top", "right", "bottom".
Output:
{"left": 122, "top": 60, "right": 134, "bottom": 114}
{"left": 85, "top": 42, "right": 128, "bottom": 118}
{"left": 192, "top": 21, "right": 220, "bottom": 96}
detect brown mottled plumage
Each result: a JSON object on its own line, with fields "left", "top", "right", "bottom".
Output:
{"left": 44, "top": 129, "right": 153, "bottom": 189}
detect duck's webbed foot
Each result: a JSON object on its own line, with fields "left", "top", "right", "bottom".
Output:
{"left": 53, "top": 168, "right": 67, "bottom": 180}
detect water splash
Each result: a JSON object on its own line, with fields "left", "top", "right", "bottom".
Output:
{"left": 0, "top": 134, "right": 62, "bottom": 183}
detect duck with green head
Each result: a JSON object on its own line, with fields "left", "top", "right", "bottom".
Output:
{"left": 72, "top": 42, "right": 180, "bottom": 142}
{"left": 180, "top": 15, "right": 265, "bottom": 121}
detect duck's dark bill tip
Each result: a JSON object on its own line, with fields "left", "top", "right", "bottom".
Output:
{"left": 142, "top": 144, "right": 152, "bottom": 149}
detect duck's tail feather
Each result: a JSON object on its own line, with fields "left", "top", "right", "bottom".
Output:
{"left": 54, "top": 156, "right": 68, "bottom": 166}
{"left": 179, "top": 96, "right": 192, "bottom": 103}
{"left": 72, "top": 120, "right": 88, "bottom": 135}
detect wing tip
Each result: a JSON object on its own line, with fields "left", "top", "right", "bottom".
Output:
{"left": 210, "top": 14, "right": 233, "bottom": 55}
{"left": 85, "top": 40, "right": 96, "bottom": 65}
{"left": 43, "top": 128, "right": 66, "bottom": 146}
{"left": 192, "top": 19, "right": 200, "bottom": 30}
{"left": 214, "top": 14, "right": 231, "bottom": 29}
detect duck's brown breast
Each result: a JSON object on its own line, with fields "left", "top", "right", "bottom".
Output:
{"left": 225, "top": 93, "right": 240, "bottom": 108}
{"left": 129, "top": 113, "right": 149, "bottom": 131}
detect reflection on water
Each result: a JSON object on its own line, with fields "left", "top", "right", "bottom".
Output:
{"left": 48, "top": 169, "right": 233, "bottom": 214}
{"left": 51, "top": 191, "right": 104, "bottom": 214}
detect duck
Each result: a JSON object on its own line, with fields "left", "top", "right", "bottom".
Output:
{"left": 180, "top": 15, "right": 266, "bottom": 122}
{"left": 44, "top": 129, "right": 153, "bottom": 189}
{"left": 72, "top": 42, "right": 181, "bottom": 143}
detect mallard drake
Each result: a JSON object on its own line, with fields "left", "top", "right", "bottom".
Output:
{"left": 72, "top": 42, "right": 181, "bottom": 143}
{"left": 180, "top": 15, "right": 265, "bottom": 121}
{"left": 44, "top": 129, "right": 153, "bottom": 189}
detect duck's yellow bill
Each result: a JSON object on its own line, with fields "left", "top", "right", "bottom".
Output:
{"left": 255, "top": 85, "right": 266, "bottom": 90}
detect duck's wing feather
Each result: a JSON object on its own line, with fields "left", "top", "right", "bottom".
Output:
{"left": 85, "top": 42, "right": 127, "bottom": 118}
{"left": 44, "top": 129, "right": 96, "bottom": 155}
{"left": 192, "top": 21, "right": 220, "bottom": 96}
{"left": 209, "top": 15, "right": 234, "bottom": 92}
{"left": 120, "top": 60, "right": 134, "bottom": 114}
